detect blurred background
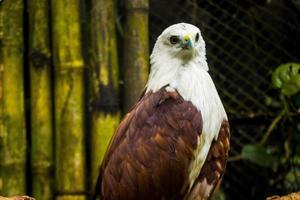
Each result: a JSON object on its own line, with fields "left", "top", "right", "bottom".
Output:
{"left": 0, "top": 0, "right": 299, "bottom": 199}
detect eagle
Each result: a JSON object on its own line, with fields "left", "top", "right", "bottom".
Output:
{"left": 93, "top": 23, "right": 230, "bottom": 200}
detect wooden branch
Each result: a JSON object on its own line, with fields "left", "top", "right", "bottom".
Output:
{"left": 259, "top": 110, "right": 285, "bottom": 145}
{"left": 267, "top": 192, "right": 300, "bottom": 200}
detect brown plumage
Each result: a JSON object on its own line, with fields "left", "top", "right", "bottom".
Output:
{"left": 93, "top": 22, "right": 230, "bottom": 200}
{"left": 93, "top": 88, "right": 230, "bottom": 200}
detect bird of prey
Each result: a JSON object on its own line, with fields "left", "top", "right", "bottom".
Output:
{"left": 93, "top": 23, "right": 230, "bottom": 200}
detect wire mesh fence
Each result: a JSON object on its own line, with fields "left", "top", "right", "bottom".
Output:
{"left": 150, "top": 0, "right": 300, "bottom": 118}
{"left": 149, "top": 0, "right": 300, "bottom": 199}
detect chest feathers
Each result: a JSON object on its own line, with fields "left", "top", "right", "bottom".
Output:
{"left": 146, "top": 59, "right": 227, "bottom": 190}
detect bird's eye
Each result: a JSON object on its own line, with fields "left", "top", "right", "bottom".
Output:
{"left": 170, "top": 36, "right": 179, "bottom": 44}
{"left": 195, "top": 33, "right": 200, "bottom": 42}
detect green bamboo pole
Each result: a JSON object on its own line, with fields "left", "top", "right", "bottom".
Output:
{"left": 51, "top": 0, "right": 86, "bottom": 199}
{"left": 123, "top": 0, "right": 149, "bottom": 112}
{"left": 28, "top": 0, "right": 54, "bottom": 199}
{"left": 0, "top": 0, "right": 26, "bottom": 196}
{"left": 89, "top": 0, "right": 120, "bottom": 188}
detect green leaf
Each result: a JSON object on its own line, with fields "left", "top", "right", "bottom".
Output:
{"left": 272, "top": 63, "right": 300, "bottom": 96}
{"left": 282, "top": 84, "right": 299, "bottom": 96}
{"left": 241, "top": 144, "right": 277, "bottom": 168}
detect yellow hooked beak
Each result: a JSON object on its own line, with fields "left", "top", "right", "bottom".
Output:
{"left": 183, "top": 35, "right": 191, "bottom": 42}
{"left": 181, "top": 34, "right": 193, "bottom": 49}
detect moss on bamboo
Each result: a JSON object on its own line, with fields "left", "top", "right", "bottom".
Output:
{"left": 28, "top": 0, "right": 54, "bottom": 199}
{"left": 90, "top": 0, "right": 120, "bottom": 187}
{"left": 54, "top": 70, "right": 86, "bottom": 196}
{"left": 123, "top": 0, "right": 149, "bottom": 112}
{"left": 0, "top": 0, "right": 26, "bottom": 196}
{"left": 51, "top": 0, "right": 86, "bottom": 199}
{"left": 90, "top": 114, "right": 120, "bottom": 186}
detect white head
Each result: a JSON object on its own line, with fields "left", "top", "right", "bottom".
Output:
{"left": 150, "top": 23, "right": 208, "bottom": 69}
{"left": 147, "top": 23, "right": 208, "bottom": 92}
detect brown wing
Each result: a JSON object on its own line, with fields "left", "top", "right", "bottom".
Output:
{"left": 95, "top": 88, "right": 203, "bottom": 200}
{"left": 185, "top": 120, "right": 230, "bottom": 200}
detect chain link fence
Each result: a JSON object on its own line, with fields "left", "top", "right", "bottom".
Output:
{"left": 149, "top": 0, "right": 300, "bottom": 199}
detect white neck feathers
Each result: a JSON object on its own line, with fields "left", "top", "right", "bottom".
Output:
{"left": 146, "top": 54, "right": 227, "bottom": 141}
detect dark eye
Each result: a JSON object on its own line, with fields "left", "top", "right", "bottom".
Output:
{"left": 170, "top": 36, "right": 179, "bottom": 44}
{"left": 195, "top": 33, "right": 199, "bottom": 42}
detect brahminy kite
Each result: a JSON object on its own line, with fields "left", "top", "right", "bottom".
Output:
{"left": 93, "top": 23, "right": 230, "bottom": 200}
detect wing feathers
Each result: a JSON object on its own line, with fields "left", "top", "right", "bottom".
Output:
{"left": 186, "top": 120, "right": 230, "bottom": 200}
{"left": 94, "top": 88, "right": 229, "bottom": 200}
{"left": 97, "top": 88, "right": 203, "bottom": 200}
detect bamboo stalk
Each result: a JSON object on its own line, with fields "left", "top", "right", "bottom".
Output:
{"left": 0, "top": 0, "right": 26, "bottom": 196}
{"left": 51, "top": 0, "right": 86, "bottom": 199}
{"left": 123, "top": 0, "right": 149, "bottom": 112}
{"left": 89, "top": 0, "right": 120, "bottom": 188}
{"left": 28, "top": 0, "right": 53, "bottom": 199}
